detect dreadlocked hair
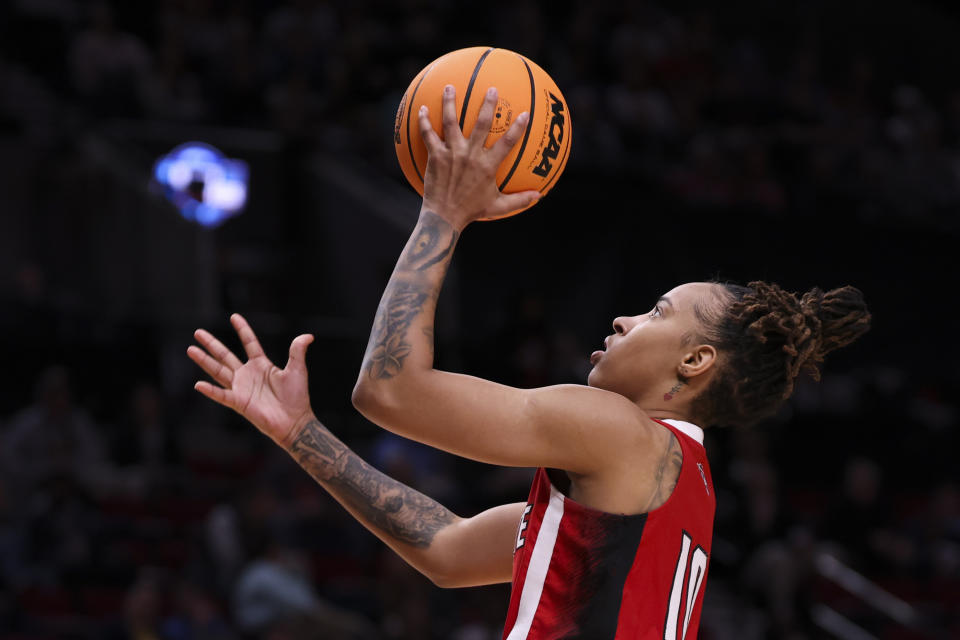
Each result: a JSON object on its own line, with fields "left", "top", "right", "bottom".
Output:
{"left": 690, "top": 281, "right": 871, "bottom": 427}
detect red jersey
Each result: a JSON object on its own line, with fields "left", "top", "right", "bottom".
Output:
{"left": 501, "top": 419, "right": 715, "bottom": 640}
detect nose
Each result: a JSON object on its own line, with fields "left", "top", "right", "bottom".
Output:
{"left": 612, "top": 316, "right": 632, "bottom": 335}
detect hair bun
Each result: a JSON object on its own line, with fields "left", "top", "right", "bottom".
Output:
{"left": 811, "top": 285, "right": 871, "bottom": 362}
{"left": 799, "top": 287, "right": 826, "bottom": 356}
{"left": 741, "top": 282, "right": 870, "bottom": 385}
{"left": 800, "top": 287, "right": 825, "bottom": 318}
{"left": 693, "top": 280, "right": 871, "bottom": 426}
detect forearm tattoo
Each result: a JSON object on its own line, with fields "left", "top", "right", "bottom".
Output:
{"left": 399, "top": 216, "right": 458, "bottom": 272}
{"left": 290, "top": 419, "right": 456, "bottom": 548}
{"left": 363, "top": 211, "right": 458, "bottom": 380}
{"left": 365, "top": 280, "right": 430, "bottom": 379}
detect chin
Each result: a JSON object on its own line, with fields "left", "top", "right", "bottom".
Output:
{"left": 586, "top": 368, "right": 603, "bottom": 389}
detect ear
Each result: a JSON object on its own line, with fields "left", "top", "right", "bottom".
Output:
{"left": 679, "top": 344, "right": 717, "bottom": 380}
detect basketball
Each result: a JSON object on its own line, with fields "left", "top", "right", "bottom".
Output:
{"left": 394, "top": 46, "right": 572, "bottom": 219}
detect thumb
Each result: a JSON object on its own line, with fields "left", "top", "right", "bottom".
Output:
{"left": 491, "top": 190, "right": 541, "bottom": 218}
{"left": 286, "top": 334, "right": 314, "bottom": 371}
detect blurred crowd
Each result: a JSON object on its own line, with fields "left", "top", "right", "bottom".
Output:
{"left": 3, "top": 0, "right": 960, "bottom": 226}
{"left": 0, "top": 362, "right": 495, "bottom": 639}
{"left": 0, "top": 327, "right": 957, "bottom": 639}
{"left": 1, "top": 0, "right": 959, "bottom": 639}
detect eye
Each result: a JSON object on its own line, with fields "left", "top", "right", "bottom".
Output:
{"left": 650, "top": 305, "right": 662, "bottom": 318}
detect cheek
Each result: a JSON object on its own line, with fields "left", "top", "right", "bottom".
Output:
{"left": 623, "top": 327, "right": 663, "bottom": 357}
{"left": 605, "top": 339, "right": 653, "bottom": 382}
{"left": 624, "top": 326, "right": 680, "bottom": 368}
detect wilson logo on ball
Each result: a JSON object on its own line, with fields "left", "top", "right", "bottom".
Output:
{"left": 532, "top": 92, "right": 566, "bottom": 178}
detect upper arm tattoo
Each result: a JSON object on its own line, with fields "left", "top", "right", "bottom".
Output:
{"left": 644, "top": 432, "right": 683, "bottom": 512}
{"left": 291, "top": 419, "right": 456, "bottom": 547}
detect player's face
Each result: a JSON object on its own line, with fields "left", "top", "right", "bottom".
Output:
{"left": 587, "top": 282, "right": 719, "bottom": 401}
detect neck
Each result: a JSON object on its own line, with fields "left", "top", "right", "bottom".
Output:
{"left": 634, "top": 380, "right": 700, "bottom": 425}
{"left": 645, "top": 407, "right": 696, "bottom": 423}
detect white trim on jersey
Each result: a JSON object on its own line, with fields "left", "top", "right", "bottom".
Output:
{"left": 661, "top": 419, "right": 704, "bottom": 445}
{"left": 505, "top": 484, "right": 566, "bottom": 640}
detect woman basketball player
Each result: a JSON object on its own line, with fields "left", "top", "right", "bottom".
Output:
{"left": 188, "top": 86, "right": 870, "bottom": 638}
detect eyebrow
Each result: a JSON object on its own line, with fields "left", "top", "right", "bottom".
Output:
{"left": 658, "top": 295, "right": 674, "bottom": 310}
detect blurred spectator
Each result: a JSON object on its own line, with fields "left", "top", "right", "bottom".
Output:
{"left": 2, "top": 365, "right": 109, "bottom": 497}
{"left": 104, "top": 569, "right": 165, "bottom": 640}
{"left": 67, "top": 1, "right": 151, "bottom": 116}
{"left": 206, "top": 8, "right": 262, "bottom": 126}
{"left": 108, "top": 381, "right": 183, "bottom": 497}
{"left": 102, "top": 569, "right": 234, "bottom": 640}
{"left": 376, "top": 550, "right": 433, "bottom": 640}
{"left": 741, "top": 526, "right": 819, "bottom": 639}
{"left": 370, "top": 432, "right": 458, "bottom": 511}
{"left": 720, "top": 428, "right": 812, "bottom": 637}
{"left": 910, "top": 481, "right": 960, "bottom": 581}
{"left": 205, "top": 503, "right": 246, "bottom": 596}
{"left": 232, "top": 536, "right": 379, "bottom": 639}
{"left": 162, "top": 578, "right": 236, "bottom": 640}
{"left": 141, "top": 22, "right": 208, "bottom": 122}
{"left": 818, "top": 456, "right": 914, "bottom": 576}
{"left": 20, "top": 471, "right": 101, "bottom": 591}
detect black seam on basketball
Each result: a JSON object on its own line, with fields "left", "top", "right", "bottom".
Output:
{"left": 540, "top": 101, "right": 571, "bottom": 194}
{"left": 459, "top": 48, "right": 495, "bottom": 131}
{"left": 498, "top": 56, "right": 536, "bottom": 191}
{"left": 406, "top": 67, "right": 432, "bottom": 185}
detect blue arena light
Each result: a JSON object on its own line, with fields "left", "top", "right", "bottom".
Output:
{"left": 152, "top": 142, "right": 248, "bottom": 228}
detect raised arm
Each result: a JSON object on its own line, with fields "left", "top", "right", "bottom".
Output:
{"left": 352, "top": 86, "right": 657, "bottom": 475}
{"left": 187, "top": 315, "right": 518, "bottom": 587}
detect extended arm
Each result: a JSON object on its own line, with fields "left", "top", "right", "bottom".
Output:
{"left": 187, "top": 314, "right": 519, "bottom": 588}
{"left": 287, "top": 416, "right": 521, "bottom": 587}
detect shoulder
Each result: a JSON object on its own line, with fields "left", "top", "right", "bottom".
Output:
{"left": 526, "top": 384, "right": 653, "bottom": 432}
{"left": 524, "top": 384, "right": 665, "bottom": 470}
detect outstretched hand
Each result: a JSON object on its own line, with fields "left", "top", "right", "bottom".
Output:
{"left": 187, "top": 313, "right": 314, "bottom": 448}
{"left": 418, "top": 85, "right": 541, "bottom": 228}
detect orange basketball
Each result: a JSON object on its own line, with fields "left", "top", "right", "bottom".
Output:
{"left": 393, "top": 46, "right": 572, "bottom": 219}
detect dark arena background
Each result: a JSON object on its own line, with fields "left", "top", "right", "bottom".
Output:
{"left": 1, "top": 1, "right": 958, "bottom": 638}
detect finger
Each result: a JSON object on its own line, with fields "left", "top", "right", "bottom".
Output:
{"left": 490, "top": 111, "right": 530, "bottom": 164}
{"left": 231, "top": 313, "right": 266, "bottom": 360}
{"left": 418, "top": 105, "right": 443, "bottom": 152}
{"left": 469, "top": 86, "right": 498, "bottom": 148}
{"left": 194, "top": 380, "right": 234, "bottom": 409}
{"left": 285, "top": 334, "right": 314, "bottom": 371}
{"left": 441, "top": 84, "right": 461, "bottom": 142}
{"left": 194, "top": 328, "right": 243, "bottom": 371}
{"left": 489, "top": 190, "right": 541, "bottom": 219}
{"left": 187, "top": 345, "right": 234, "bottom": 387}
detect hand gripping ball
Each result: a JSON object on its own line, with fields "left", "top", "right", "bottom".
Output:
{"left": 394, "top": 46, "right": 572, "bottom": 219}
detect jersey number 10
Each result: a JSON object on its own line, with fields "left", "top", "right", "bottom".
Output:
{"left": 664, "top": 531, "right": 708, "bottom": 640}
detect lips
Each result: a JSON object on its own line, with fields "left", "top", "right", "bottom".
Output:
{"left": 591, "top": 336, "right": 613, "bottom": 366}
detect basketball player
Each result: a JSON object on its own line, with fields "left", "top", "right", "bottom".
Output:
{"left": 188, "top": 86, "right": 870, "bottom": 638}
